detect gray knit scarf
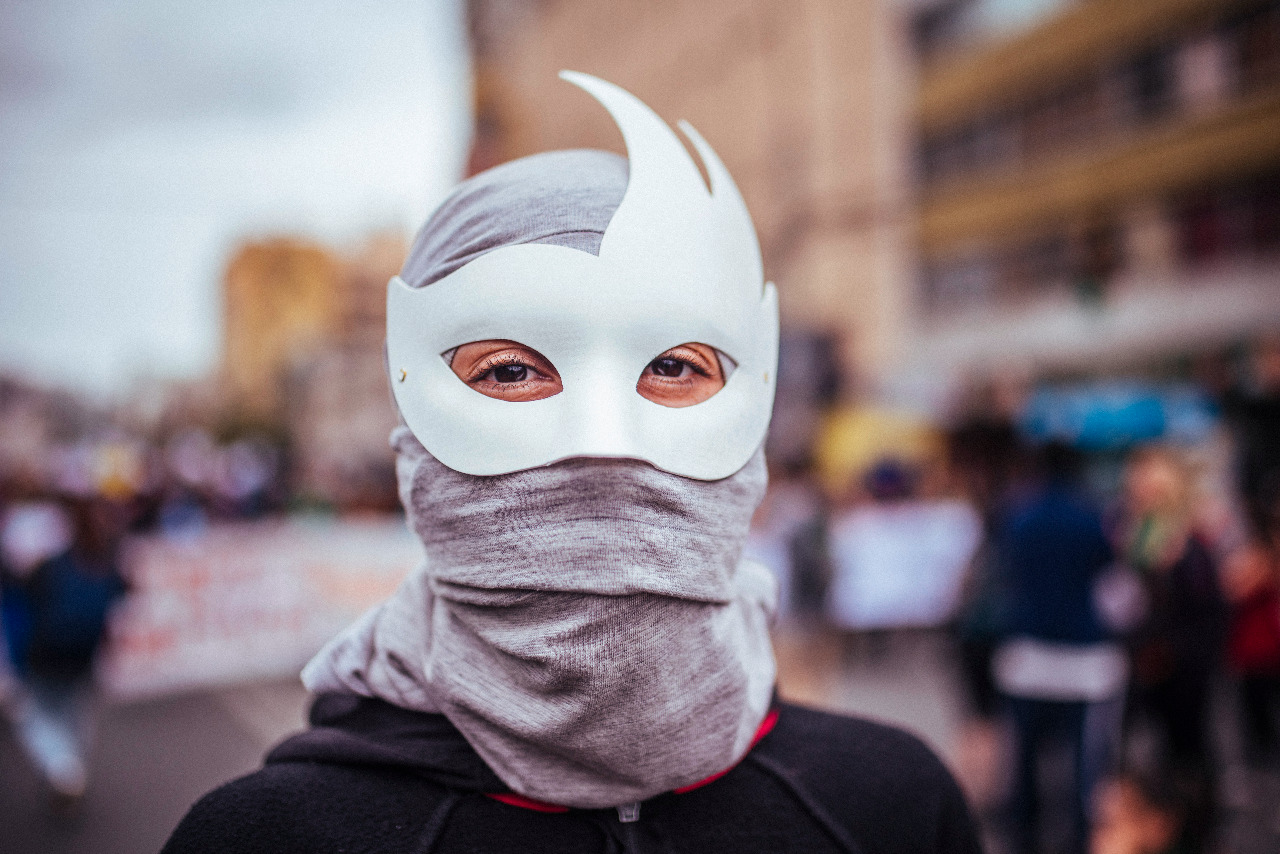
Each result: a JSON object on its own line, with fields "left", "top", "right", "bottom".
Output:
{"left": 303, "top": 427, "right": 777, "bottom": 808}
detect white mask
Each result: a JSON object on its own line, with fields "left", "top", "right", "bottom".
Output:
{"left": 387, "top": 71, "right": 778, "bottom": 481}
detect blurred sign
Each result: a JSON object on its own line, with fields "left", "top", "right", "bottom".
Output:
{"left": 99, "top": 520, "right": 420, "bottom": 700}
{"left": 1021, "top": 382, "right": 1217, "bottom": 449}
{"left": 826, "top": 500, "right": 980, "bottom": 629}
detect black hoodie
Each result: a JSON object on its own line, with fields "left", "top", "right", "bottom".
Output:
{"left": 161, "top": 695, "right": 982, "bottom": 854}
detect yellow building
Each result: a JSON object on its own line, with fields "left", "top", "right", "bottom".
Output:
{"left": 286, "top": 234, "right": 406, "bottom": 509}
{"left": 222, "top": 239, "right": 344, "bottom": 418}
{"left": 221, "top": 234, "right": 406, "bottom": 506}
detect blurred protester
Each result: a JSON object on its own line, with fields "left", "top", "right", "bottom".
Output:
{"left": 156, "top": 481, "right": 208, "bottom": 538}
{"left": 153, "top": 428, "right": 285, "bottom": 533}
{"left": 992, "top": 441, "right": 1126, "bottom": 854}
{"left": 1222, "top": 533, "right": 1280, "bottom": 767}
{"left": 947, "top": 380, "right": 1026, "bottom": 521}
{"left": 1, "top": 493, "right": 73, "bottom": 685}
{"left": 1091, "top": 770, "right": 1195, "bottom": 854}
{"left": 210, "top": 437, "right": 279, "bottom": 519}
{"left": 954, "top": 528, "right": 1012, "bottom": 716}
{"left": 1221, "top": 336, "right": 1280, "bottom": 545}
{"left": 1219, "top": 339, "right": 1280, "bottom": 774}
{"left": 0, "top": 490, "right": 128, "bottom": 802}
{"left": 1116, "top": 446, "right": 1226, "bottom": 851}
{"left": 0, "top": 481, "right": 29, "bottom": 706}
{"left": 948, "top": 381, "right": 1028, "bottom": 721}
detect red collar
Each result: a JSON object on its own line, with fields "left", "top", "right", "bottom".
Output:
{"left": 486, "top": 707, "right": 780, "bottom": 813}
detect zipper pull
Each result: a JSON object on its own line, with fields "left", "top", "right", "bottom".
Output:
{"left": 616, "top": 801, "right": 641, "bottom": 823}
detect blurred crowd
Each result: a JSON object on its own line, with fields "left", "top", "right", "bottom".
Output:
{"left": 2, "top": 336, "right": 1279, "bottom": 851}
{"left": 0, "top": 416, "right": 288, "bottom": 803}
{"left": 752, "top": 335, "right": 1280, "bottom": 854}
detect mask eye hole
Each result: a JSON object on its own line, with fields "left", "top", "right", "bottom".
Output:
{"left": 449, "top": 339, "right": 563, "bottom": 402}
{"left": 637, "top": 342, "right": 728, "bottom": 408}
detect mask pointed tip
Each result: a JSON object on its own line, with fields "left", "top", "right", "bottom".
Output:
{"left": 559, "top": 69, "right": 602, "bottom": 92}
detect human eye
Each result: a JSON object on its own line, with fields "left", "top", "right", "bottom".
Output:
{"left": 449, "top": 340, "right": 562, "bottom": 402}
{"left": 647, "top": 356, "right": 699, "bottom": 379}
{"left": 637, "top": 343, "right": 726, "bottom": 408}
{"left": 645, "top": 346, "right": 716, "bottom": 381}
{"left": 473, "top": 354, "right": 542, "bottom": 384}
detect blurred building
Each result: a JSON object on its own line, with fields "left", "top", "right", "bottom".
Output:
{"left": 221, "top": 235, "right": 405, "bottom": 508}
{"left": 912, "top": 0, "right": 1280, "bottom": 379}
{"left": 467, "top": 0, "right": 917, "bottom": 397}
{"left": 465, "top": 0, "right": 1280, "bottom": 411}
{"left": 0, "top": 376, "right": 94, "bottom": 484}
{"left": 223, "top": 239, "right": 345, "bottom": 420}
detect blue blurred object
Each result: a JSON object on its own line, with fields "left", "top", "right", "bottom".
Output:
{"left": 864, "top": 457, "right": 918, "bottom": 501}
{"left": 2, "top": 587, "right": 33, "bottom": 675}
{"left": 1021, "top": 382, "right": 1218, "bottom": 449}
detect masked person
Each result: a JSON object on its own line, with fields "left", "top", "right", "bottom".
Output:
{"left": 162, "top": 73, "right": 980, "bottom": 854}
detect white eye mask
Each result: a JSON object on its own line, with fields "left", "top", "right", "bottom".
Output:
{"left": 387, "top": 72, "right": 779, "bottom": 481}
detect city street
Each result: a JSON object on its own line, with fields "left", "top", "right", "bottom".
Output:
{"left": 0, "top": 681, "right": 308, "bottom": 854}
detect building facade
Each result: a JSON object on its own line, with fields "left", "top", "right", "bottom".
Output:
{"left": 468, "top": 0, "right": 917, "bottom": 397}
{"left": 911, "top": 0, "right": 1280, "bottom": 381}
{"left": 221, "top": 235, "right": 405, "bottom": 507}
{"left": 467, "top": 0, "right": 1280, "bottom": 414}
{"left": 222, "top": 239, "right": 344, "bottom": 420}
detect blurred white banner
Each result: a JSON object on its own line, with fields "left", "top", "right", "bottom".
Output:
{"left": 827, "top": 500, "right": 981, "bottom": 630}
{"left": 99, "top": 519, "right": 419, "bottom": 699}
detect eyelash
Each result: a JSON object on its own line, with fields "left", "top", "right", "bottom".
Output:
{"left": 467, "top": 353, "right": 538, "bottom": 384}
{"left": 650, "top": 352, "right": 713, "bottom": 379}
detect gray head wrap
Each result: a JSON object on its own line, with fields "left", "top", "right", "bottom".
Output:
{"left": 400, "top": 149, "right": 629, "bottom": 287}
{"left": 303, "top": 149, "right": 777, "bottom": 809}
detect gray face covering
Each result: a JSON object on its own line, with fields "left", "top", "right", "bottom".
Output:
{"left": 302, "top": 148, "right": 778, "bottom": 809}
{"left": 304, "top": 428, "right": 777, "bottom": 808}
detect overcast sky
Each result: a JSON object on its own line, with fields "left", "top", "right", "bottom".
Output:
{"left": 0, "top": 0, "right": 471, "bottom": 399}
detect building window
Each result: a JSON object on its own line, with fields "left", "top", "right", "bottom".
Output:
{"left": 1124, "top": 46, "right": 1177, "bottom": 121}
{"left": 922, "top": 171, "right": 1279, "bottom": 314}
{"left": 1237, "top": 1, "right": 1280, "bottom": 90}
{"left": 916, "top": 1, "right": 1280, "bottom": 189}
{"left": 1175, "top": 173, "right": 1280, "bottom": 266}
{"left": 924, "top": 251, "right": 999, "bottom": 310}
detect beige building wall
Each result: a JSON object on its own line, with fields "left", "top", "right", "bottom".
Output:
{"left": 221, "top": 233, "right": 406, "bottom": 506}
{"left": 282, "top": 233, "right": 406, "bottom": 507}
{"left": 468, "top": 0, "right": 917, "bottom": 393}
{"left": 222, "top": 239, "right": 343, "bottom": 419}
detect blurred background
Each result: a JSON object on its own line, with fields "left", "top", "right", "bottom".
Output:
{"left": 1, "top": 1, "right": 1279, "bottom": 852}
